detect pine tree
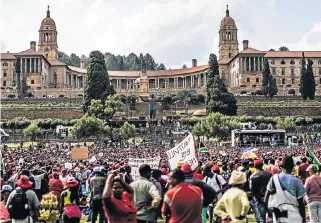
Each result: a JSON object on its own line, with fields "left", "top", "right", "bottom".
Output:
{"left": 84, "top": 50, "right": 115, "bottom": 112}
{"left": 15, "top": 57, "right": 22, "bottom": 99}
{"left": 299, "top": 52, "right": 308, "bottom": 100}
{"left": 206, "top": 53, "right": 237, "bottom": 116}
{"left": 157, "top": 63, "right": 166, "bottom": 70}
{"left": 262, "top": 58, "right": 278, "bottom": 98}
{"left": 118, "top": 57, "right": 124, "bottom": 70}
{"left": 306, "top": 59, "right": 316, "bottom": 100}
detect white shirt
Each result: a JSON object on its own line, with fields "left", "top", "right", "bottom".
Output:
{"left": 204, "top": 173, "right": 227, "bottom": 199}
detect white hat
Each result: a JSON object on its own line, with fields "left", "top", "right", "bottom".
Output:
{"left": 229, "top": 171, "right": 247, "bottom": 185}
{"left": 93, "top": 167, "right": 101, "bottom": 172}
{"left": 1, "top": 185, "right": 13, "bottom": 192}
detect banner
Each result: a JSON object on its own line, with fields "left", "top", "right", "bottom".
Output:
{"left": 307, "top": 149, "right": 321, "bottom": 167}
{"left": 71, "top": 147, "right": 88, "bottom": 159}
{"left": 128, "top": 157, "right": 160, "bottom": 181}
{"left": 65, "top": 162, "right": 73, "bottom": 169}
{"left": 166, "top": 133, "right": 197, "bottom": 170}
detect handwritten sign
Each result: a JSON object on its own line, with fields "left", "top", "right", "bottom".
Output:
{"left": 166, "top": 133, "right": 197, "bottom": 170}
{"left": 128, "top": 157, "right": 160, "bottom": 181}
{"left": 71, "top": 147, "right": 88, "bottom": 159}
{"left": 65, "top": 163, "right": 72, "bottom": 169}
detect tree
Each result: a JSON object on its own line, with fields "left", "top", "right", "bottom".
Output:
{"left": 306, "top": 59, "right": 316, "bottom": 100}
{"left": 58, "top": 51, "right": 71, "bottom": 65}
{"left": 21, "top": 76, "right": 29, "bottom": 98}
{"left": 276, "top": 117, "right": 295, "bottom": 131}
{"left": 206, "top": 53, "right": 237, "bottom": 115}
{"left": 120, "top": 122, "right": 136, "bottom": 142}
{"left": 157, "top": 63, "right": 166, "bottom": 70}
{"left": 182, "top": 64, "right": 187, "bottom": 69}
{"left": 143, "top": 53, "right": 157, "bottom": 70}
{"left": 118, "top": 57, "right": 124, "bottom": 70}
{"left": 279, "top": 46, "right": 289, "bottom": 51}
{"left": 71, "top": 113, "right": 105, "bottom": 139}
{"left": 23, "top": 121, "right": 41, "bottom": 142}
{"left": 70, "top": 53, "right": 81, "bottom": 67}
{"left": 261, "top": 58, "right": 278, "bottom": 98}
{"left": 87, "top": 95, "right": 123, "bottom": 120}
{"left": 84, "top": 50, "right": 115, "bottom": 112}
{"left": 269, "top": 49, "right": 275, "bottom": 52}
{"left": 105, "top": 53, "right": 119, "bottom": 71}
{"left": 192, "top": 112, "right": 240, "bottom": 140}
{"left": 299, "top": 52, "right": 308, "bottom": 100}
{"left": 15, "top": 57, "right": 22, "bottom": 99}
{"left": 177, "top": 90, "right": 198, "bottom": 104}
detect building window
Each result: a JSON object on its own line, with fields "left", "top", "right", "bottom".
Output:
{"left": 256, "top": 78, "right": 259, "bottom": 83}
{"left": 3, "top": 81, "right": 6, "bottom": 87}
{"left": 281, "top": 60, "right": 286, "bottom": 65}
{"left": 320, "top": 78, "right": 321, "bottom": 84}
{"left": 247, "top": 78, "right": 250, "bottom": 83}
{"left": 31, "top": 80, "right": 35, "bottom": 84}
{"left": 291, "top": 78, "right": 295, "bottom": 85}
{"left": 282, "top": 68, "right": 285, "bottom": 75}
{"left": 272, "top": 68, "right": 276, "bottom": 75}
{"left": 318, "top": 59, "right": 321, "bottom": 65}
{"left": 290, "top": 60, "right": 295, "bottom": 65}
{"left": 3, "top": 72, "right": 7, "bottom": 78}
{"left": 53, "top": 72, "right": 57, "bottom": 88}
{"left": 319, "top": 68, "right": 321, "bottom": 75}
{"left": 291, "top": 68, "right": 294, "bottom": 75}
{"left": 271, "top": 60, "right": 275, "bottom": 65}
{"left": 228, "top": 53, "right": 231, "bottom": 58}
{"left": 2, "top": 63, "right": 8, "bottom": 66}
{"left": 282, "top": 78, "right": 285, "bottom": 84}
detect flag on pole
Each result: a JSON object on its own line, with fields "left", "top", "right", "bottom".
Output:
{"left": 199, "top": 141, "right": 209, "bottom": 153}
{"left": 307, "top": 149, "right": 321, "bottom": 167}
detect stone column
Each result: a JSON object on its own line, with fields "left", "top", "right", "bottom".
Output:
{"left": 116, "top": 79, "right": 119, "bottom": 89}
{"left": 29, "top": 58, "right": 31, "bottom": 74}
{"left": 249, "top": 57, "right": 251, "bottom": 72}
{"left": 24, "top": 58, "right": 27, "bottom": 75}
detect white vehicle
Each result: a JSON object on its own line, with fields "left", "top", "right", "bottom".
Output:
{"left": 0, "top": 128, "right": 9, "bottom": 141}
{"left": 288, "top": 136, "right": 299, "bottom": 146}
{"left": 241, "top": 122, "right": 257, "bottom": 130}
{"left": 47, "top": 95, "right": 55, "bottom": 98}
{"left": 56, "top": 125, "right": 73, "bottom": 137}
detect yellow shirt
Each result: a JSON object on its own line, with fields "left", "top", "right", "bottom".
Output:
{"left": 64, "top": 190, "right": 76, "bottom": 206}
{"left": 214, "top": 187, "right": 250, "bottom": 223}
{"left": 249, "top": 167, "right": 257, "bottom": 174}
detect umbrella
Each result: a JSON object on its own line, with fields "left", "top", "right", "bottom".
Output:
{"left": 243, "top": 147, "right": 258, "bottom": 153}
{"left": 241, "top": 151, "right": 260, "bottom": 160}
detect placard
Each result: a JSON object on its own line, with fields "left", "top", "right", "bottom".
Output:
{"left": 71, "top": 147, "right": 88, "bottom": 159}
{"left": 166, "top": 133, "right": 197, "bottom": 170}
{"left": 128, "top": 157, "right": 160, "bottom": 181}
{"left": 65, "top": 163, "right": 73, "bottom": 169}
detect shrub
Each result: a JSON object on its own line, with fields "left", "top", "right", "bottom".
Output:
{"left": 255, "top": 90, "right": 262, "bottom": 95}
{"left": 240, "top": 91, "right": 247, "bottom": 95}
{"left": 59, "top": 94, "right": 65, "bottom": 98}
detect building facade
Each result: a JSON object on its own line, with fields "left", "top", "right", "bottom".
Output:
{"left": 1, "top": 6, "right": 321, "bottom": 98}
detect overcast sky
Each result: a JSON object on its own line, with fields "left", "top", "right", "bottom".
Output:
{"left": 1, "top": 0, "right": 321, "bottom": 68}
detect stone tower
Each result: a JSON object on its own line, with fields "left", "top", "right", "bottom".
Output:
{"left": 38, "top": 6, "right": 58, "bottom": 59}
{"left": 218, "top": 5, "right": 239, "bottom": 61}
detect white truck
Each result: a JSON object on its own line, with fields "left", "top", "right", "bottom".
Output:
{"left": 0, "top": 128, "right": 10, "bottom": 141}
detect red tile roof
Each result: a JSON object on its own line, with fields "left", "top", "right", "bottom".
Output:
{"left": 17, "top": 49, "right": 43, "bottom": 56}
{"left": 264, "top": 51, "right": 321, "bottom": 58}
{"left": 49, "top": 60, "right": 65, "bottom": 66}
{"left": 68, "top": 65, "right": 209, "bottom": 77}
{"left": 1, "top": 53, "right": 17, "bottom": 60}
{"left": 240, "top": 48, "right": 266, "bottom": 54}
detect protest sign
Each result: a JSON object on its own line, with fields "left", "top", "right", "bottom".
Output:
{"left": 65, "top": 162, "right": 72, "bottom": 169}
{"left": 166, "top": 133, "right": 197, "bottom": 170}
{"left": 71, "top": 147, "right": 88, "bottom": 159}
{"left": 89, "top": 156, "right": 97, "bottom": 163}
{"left": 128, "top": 157, "right": 160, "bottom": 181}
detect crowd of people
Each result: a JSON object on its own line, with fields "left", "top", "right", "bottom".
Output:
{"left": 1, "top": 140, "right": 321, "bottom": 223}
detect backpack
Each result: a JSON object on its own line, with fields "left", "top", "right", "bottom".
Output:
{"left": 7, "top": 189, "right": 31, "bottom": 219}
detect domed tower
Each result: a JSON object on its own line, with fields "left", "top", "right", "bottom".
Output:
{"left": 218, "top": 5, "right": 239, "bottom": 61}
{"left": 38, "top": 6, "right": 58, "bottom": 59}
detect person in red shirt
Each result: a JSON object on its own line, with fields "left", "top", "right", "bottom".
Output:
{"left": 265, "top": 159, "right": 280, "bottom": 175}
{"left": 298, "top": 157, "right": 310, "bottom": 183}
{"left": 162, "top": 169, "right": 203, "bottom": 223}
{"left": 102, "top": 171, "right": 137, "bottom": 223}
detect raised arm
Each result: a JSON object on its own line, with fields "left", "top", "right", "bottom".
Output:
{"left": 103, "top": 173, "right": 115, "bottom": 199}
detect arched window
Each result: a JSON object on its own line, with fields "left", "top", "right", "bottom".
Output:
{"left": 2, "top": 62, "right": 8, "bottom": 66}
{"left": 281, "top": 60, "right": 286, "bottom": 65}
{"left": 3, "top": 72, "right": 7, "bottom": 78}
{"left": 290, "top": 60, "right": 295, "bottom": 65}
{"left": 53, "top": 72, "right": 57, "bottom": 88}
{"left": 291, "top": 78, "right": 295, "bottom": 85}
{"left": 256, "top": 78, "right": 259, "bottom": 83}
{"left": 271, "top": 60, "right": 275, "bottom": 65}
{"left": 282, "top": 78, "right": 285, "bottom": 84}
{"left": 31, "top": 80, "right": 35, "bottom": 84}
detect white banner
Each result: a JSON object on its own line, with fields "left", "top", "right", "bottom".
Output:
{"left": 166, "top": 133, "right": 197, "bottom": 170}
{"left": 65, "top": 162, "right": 72, "bottom": 169}
{"left": 128, "top": 157, "right": 160, "bottom": 181}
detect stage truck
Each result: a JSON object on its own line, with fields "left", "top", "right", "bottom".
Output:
{"left": 231, "top": 129, "right": 289, "bottom": 147}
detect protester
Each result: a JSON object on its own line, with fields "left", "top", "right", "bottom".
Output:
{"left": 162, "top": 168, "right": 203, "bottom": 223}
{"left": 130, "top": 164, "right": 161, "bottom": 223}
{"left": 49, "top": 172, "right": 64, "bottom": 206}
{"left": 264, "top": 156, "right": 306, "bottom": 223}
{"left": 305, "top": 164, "right": 321, "bottom": 223}
{"left": 60, "top": 177, "right": 81, "bottom": 223}
{"left": 6, "top": 175, "right": 40, "bottom": 223}
{"left": 214, "top": 170, "right": 250, "bottom": 223}
{"left": 102, "top": 171, "right": 136, "bottom": 223}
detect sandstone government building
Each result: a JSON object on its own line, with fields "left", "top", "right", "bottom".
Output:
{"left": 1, "top": 6, "right": 321, "bottom": 99}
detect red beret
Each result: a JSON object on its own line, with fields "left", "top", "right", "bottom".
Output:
{"left": 254, "top": 159, "right": 263, "bottom": 167}
{"left": 181, "top": 163, "right": 192, "bottom": 173}
{"left": 211, "top": 165, "right": 220, "bottom": 172}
